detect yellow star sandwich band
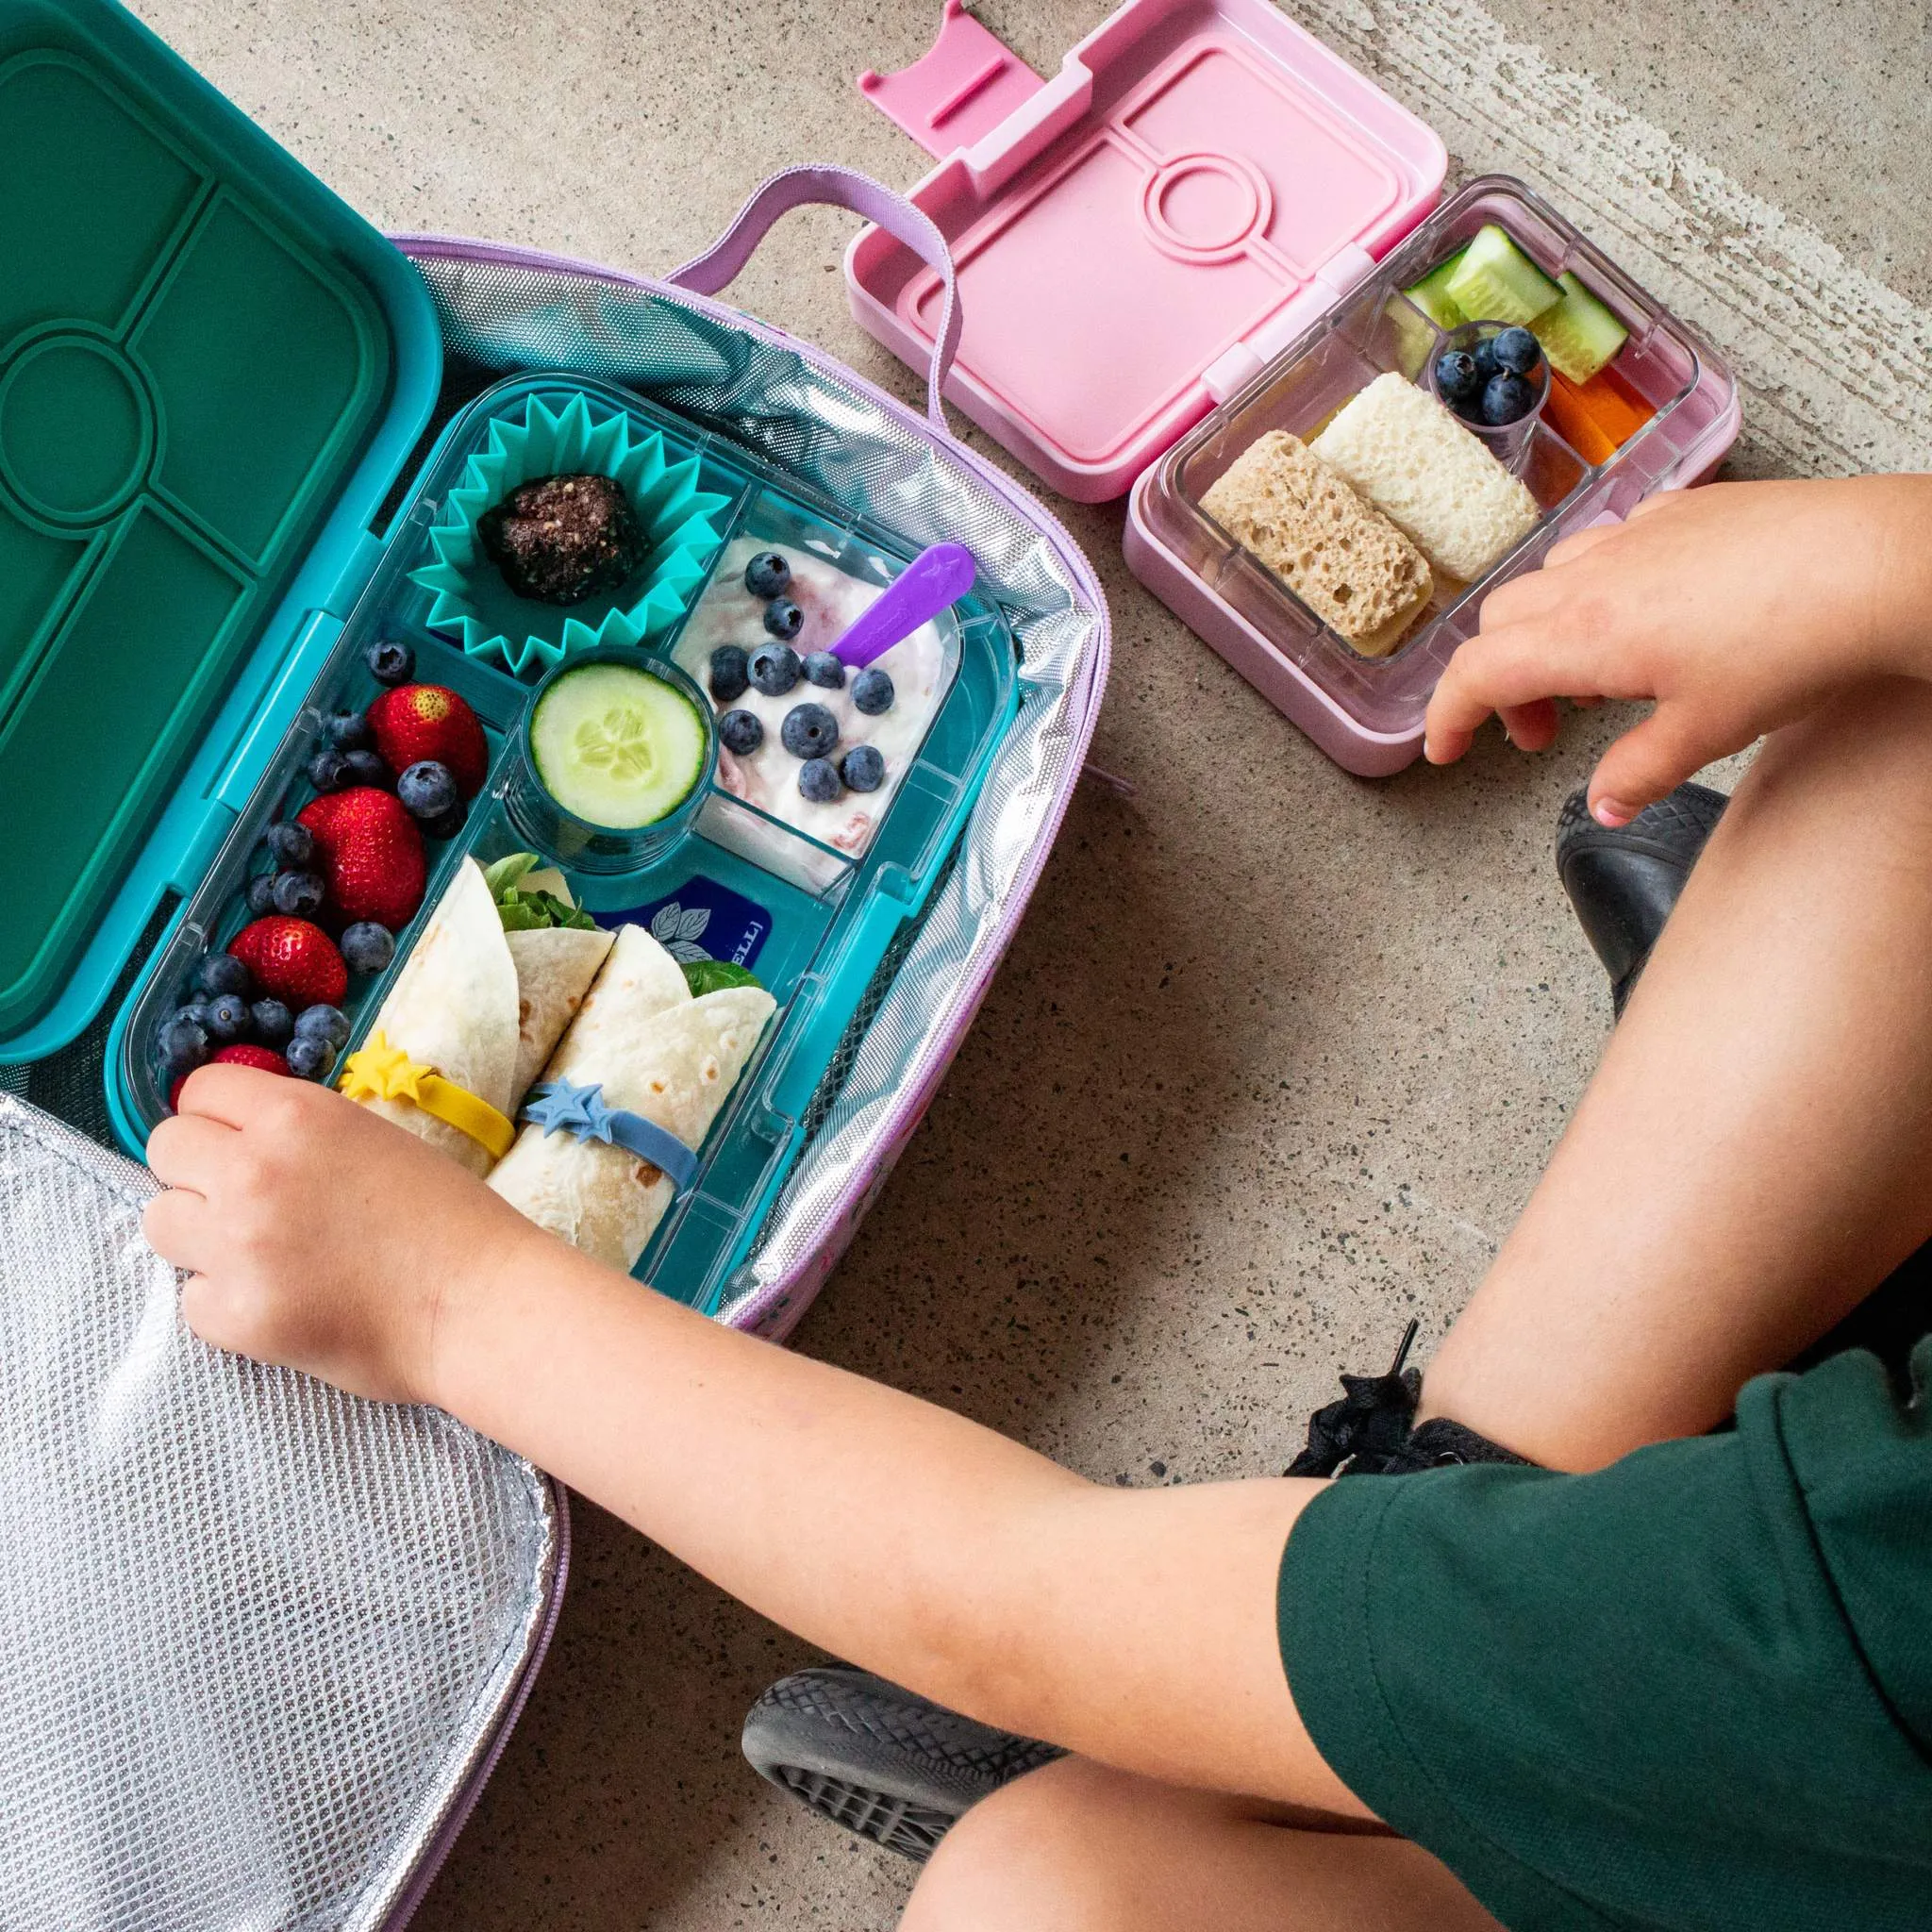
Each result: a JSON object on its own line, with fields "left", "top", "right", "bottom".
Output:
{"left": 338, "top": 1032, "right": 517, "bottom": 1162}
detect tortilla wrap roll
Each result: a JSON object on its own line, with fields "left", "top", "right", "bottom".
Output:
{"left": 351, "top": 858, "right": 612, "bottom": 1174}
{"left": 487, "top": 924, "right": 776, "bottom": 1268}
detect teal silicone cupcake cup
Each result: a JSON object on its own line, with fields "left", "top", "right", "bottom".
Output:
{"left": 411, "top": 391, "right": 733, "bottom": 680}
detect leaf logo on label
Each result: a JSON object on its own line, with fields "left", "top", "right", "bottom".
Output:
{"left": 606, "top": 878, "right": 770, "bottom": 970}
{"left": 649, "top": 900, "right": 715, "bottom": 964}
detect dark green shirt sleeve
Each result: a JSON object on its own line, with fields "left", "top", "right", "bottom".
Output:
{"left": 1278, "top": 1356, "right": 1932, "bottom": 1932}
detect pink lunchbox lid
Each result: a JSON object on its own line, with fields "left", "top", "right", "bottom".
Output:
{"left": 845, "top": 0, "right": 1447, "bottom": 502}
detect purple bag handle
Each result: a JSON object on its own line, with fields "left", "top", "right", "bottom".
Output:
{"left": 665, "top": 165, "right": 963, "bottom": 433}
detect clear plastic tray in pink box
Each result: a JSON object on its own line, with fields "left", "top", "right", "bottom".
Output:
{"left": 845, "top": 0, "right": 1742, "bottom": 775}
{"left": 1127, "top": 176, "right": 1740, "bottom": 773}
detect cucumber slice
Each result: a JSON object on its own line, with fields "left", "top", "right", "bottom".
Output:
{"left": 1403, "top": 250, "right": 1468, "bottom": 329}
{"left": 530, "top": 662, "right": 707, "bottom": 829}
{"left": 1443, "top": 225, "right": 1562, "bottom": 327}
{"left": 1531, "top": 271, "right": 1629, "bottom": 385}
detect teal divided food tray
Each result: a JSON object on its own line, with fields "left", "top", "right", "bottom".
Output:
{"left": 106, "top": 375, "right": 1021, "bottom": 1311}
{"left": 0, "top": 0, "right": 440, "bottom": 1054}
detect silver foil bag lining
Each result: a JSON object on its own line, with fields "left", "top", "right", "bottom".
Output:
{"left": 0, "top": 1098, "right": 558, "bottom": 1929}
{"left": 408, "top": 252, "right": 1107, "bottom": 1326}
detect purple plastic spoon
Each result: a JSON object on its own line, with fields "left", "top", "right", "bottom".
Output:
{"left": 829, "top": 541, "right": 977, "bottom": 669}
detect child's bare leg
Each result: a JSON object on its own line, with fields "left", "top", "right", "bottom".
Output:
{"left": 900, "top": 1757, "right": 1500, "bottom": 1932}
{"left": 1423, "top": 677, "right": 1932, "bottom": 1470}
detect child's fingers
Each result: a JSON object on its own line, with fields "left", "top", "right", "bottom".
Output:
{"left": 145, "top": 1112, "right": 237, "bottom": 1193}
{"left": 1499, "top": 697, "right": 1561, "bottom": 751}
{"left": 1425, "top": 627, "right": 1602, "bottom": 762}
{"left": 174, "top": 1061, "right": 297, "bottom": 1127}
{"left": 142, "top": 1187, "right": 208, "bottom": 1273}
{"left": 178, "top": 1271, "right": 260, "bottom": 1357}
{"left": 1540, "top": 522, "right": 1627, "bottom": 573}
{"left": 1587, "top": 705, "right": 1726, "bottom": 826}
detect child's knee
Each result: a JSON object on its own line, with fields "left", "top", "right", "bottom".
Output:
{"left": 898, "top": 1760, "right": 1124, "bottom": 1932}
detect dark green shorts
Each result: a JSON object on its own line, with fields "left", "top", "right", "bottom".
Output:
{"left": 1278, "top": 1349, "right": 1932, "bottom": 1931}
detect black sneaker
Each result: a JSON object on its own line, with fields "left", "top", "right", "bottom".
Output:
{"left": 1286, "top": 1321, "right": 1535, "bottom": 1475}
{"left": 741, "top": 1664, "right": 1063, "bottom": 1862}
{"left": 1556, "top": 782, "right": 1728, "bottom": 1015}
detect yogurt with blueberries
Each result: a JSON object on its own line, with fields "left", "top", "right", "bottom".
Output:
{"left": 674, "top": 538, "right": 949, "bottom": 859}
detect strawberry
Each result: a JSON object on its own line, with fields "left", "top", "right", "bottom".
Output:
{"left": 368, "top": 684, "right": 488, "bottom": 797}
{"left": 297, "top": 787, "right": 426, "bottom": 929}
{"left": 228, "top": 917, "right": 348, "bottom": 1010}
{"left": 171, "top": 1042, "right": 290, "bottom": 1111}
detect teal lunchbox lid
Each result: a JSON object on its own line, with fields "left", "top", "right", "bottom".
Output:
{"left": 0, "top": 0, "right": 440, "bottom": 1057}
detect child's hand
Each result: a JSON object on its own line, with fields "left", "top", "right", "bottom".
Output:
{"left": 1424, "top": 475, "right": 1932, "bottom": 824}
{"left": 142, "top": 1065, "right": 543, "bottom": 1407}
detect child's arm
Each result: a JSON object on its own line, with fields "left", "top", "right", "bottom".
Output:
{"left": 143, "top": 1067, "right": 1362, "bottom": 1818}
{"left": 1425, "top": 475, "right": 1932, "bottom": 824}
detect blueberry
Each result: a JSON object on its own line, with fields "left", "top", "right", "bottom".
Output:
{"left": 840, "top": 744, "right": 886, "bottom": 793}
{"left": 421, "top": 801, "right": 468, "bottom": 841}
{"left": 1434, "top": 350, "right": 1480, "bottom": 405}
{"left": 803, "top": 651, "right": 845, "bottom": 690}
{"left": 851, "top": 667, "right": 895, "bottom": 716}
{"left": 158, "top": 1015, "right": 209, "bottom": 1076}
{"left": 246, "top": 874, "right": 277, "bottom": 917}
{"left": 285, "top": 1032, "right": 336, "bottom": 1081}
{"left": 743, "top": 550, "right": 791, "bottom": 600}
{"left": 250, "top": 999, "right": 294, "bottom": 1046}
{"left": 196, "top": 952, "right": 252, "bottom": 1000}
{"left": 272, "top": 871, "right": 325, "bottom": 918}
{"left": 1492, "top": 326, "right": 1542, "bottom": 375}
{"left": 798, "top": 757, "right": 844, "bottom": 805}
{"left": 1480, "top": 371, "right": 1536, "bottom": 426}
{"left": 366, "top": 638, "right": 415, "bottom": 686}
{"left": 207, "top": 992, "right": 253, "bottom": 1041}
{"left": 1472, "top": 337, "right": 1501, "bottom": 382}
{"left": 397, "top": 758, "right": 458, "bottom": 820}
{"left": 780, "top": 702, "right": 840, "bottom": 759}
{"left": 762, "top": 597, "right": 805, "bottom": 641}
{"left": 265, "top": 821, "right": 315, "bottom": 870}
{"left": 293, "top": 1004, "right": 350, "bottom": 1047}
{"left": 178, "top": 1000, "right": 216, "bottom": 1033}
{"left": 325, "top": 709, "right": 373, "bottom": 751}
{"left": 308, "top": 746, "right": 349, "bottom": 792}
{"left": 749, "top": 644, "right": 801, "bottom": 697}
{"left": 719, "top": 708, "right": 764, "bottom": 756}
{"left": 341, "top": 922, "right": 396, "bottom": 975}
{"left": 708, "top": 645, "right": 751, "bottom": 704}
{"left": 341, "top": 748, "right": 391, "bottom": 790}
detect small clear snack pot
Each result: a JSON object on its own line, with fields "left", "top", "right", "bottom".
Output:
{"left": 109, "top": 373, "right": 1018, "bottom": 1310}
{"left": 1127, "top": 175, "right": 1739, "bottom": 774}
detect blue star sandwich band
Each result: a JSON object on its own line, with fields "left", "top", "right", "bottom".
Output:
{"left": 518, "top": 1078, "right": 701, "bottom": 1191}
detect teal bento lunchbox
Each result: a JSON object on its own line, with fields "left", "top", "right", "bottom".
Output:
{"left": 0, "top": 3, "right": 1108, "bottom": 1924}
{"left": 1, "top": 0, "right": 1108, "bottom": 1322}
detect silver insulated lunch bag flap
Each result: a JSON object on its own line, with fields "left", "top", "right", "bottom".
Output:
{"left": 0, "top": 1097, "right": 560, "bottom": 1928}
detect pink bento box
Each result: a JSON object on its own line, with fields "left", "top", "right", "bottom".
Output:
{"left": 844, "top": 0, "right": 1741, "bottom": 774}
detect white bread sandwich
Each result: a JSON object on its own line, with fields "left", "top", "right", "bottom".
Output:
{"left": 1310, "top": 372, "right": 1539, "bottom": 584}
{"left": 1200, "top": 429, "right": 1433, "bottom": 658}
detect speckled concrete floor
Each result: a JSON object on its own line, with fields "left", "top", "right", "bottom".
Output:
{"left": 125, "top": 2, "right": 1931, "bottom": 1924}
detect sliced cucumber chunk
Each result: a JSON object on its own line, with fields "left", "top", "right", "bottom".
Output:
{"left": 1403, "top": 250, "right": 1468, "bottom": 330}
{"left": 531, "top": 661, "right": 707, "bottom": 830}
{"left": 1531, "top": 271, "right": 1629, "bottom": 385}
{"left": 1444, "top": 225, "right": 1562, "bottom": 327}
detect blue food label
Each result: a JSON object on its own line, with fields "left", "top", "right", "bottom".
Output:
{"left": 597, "top": 875, "right": 771, "bottom": 969}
